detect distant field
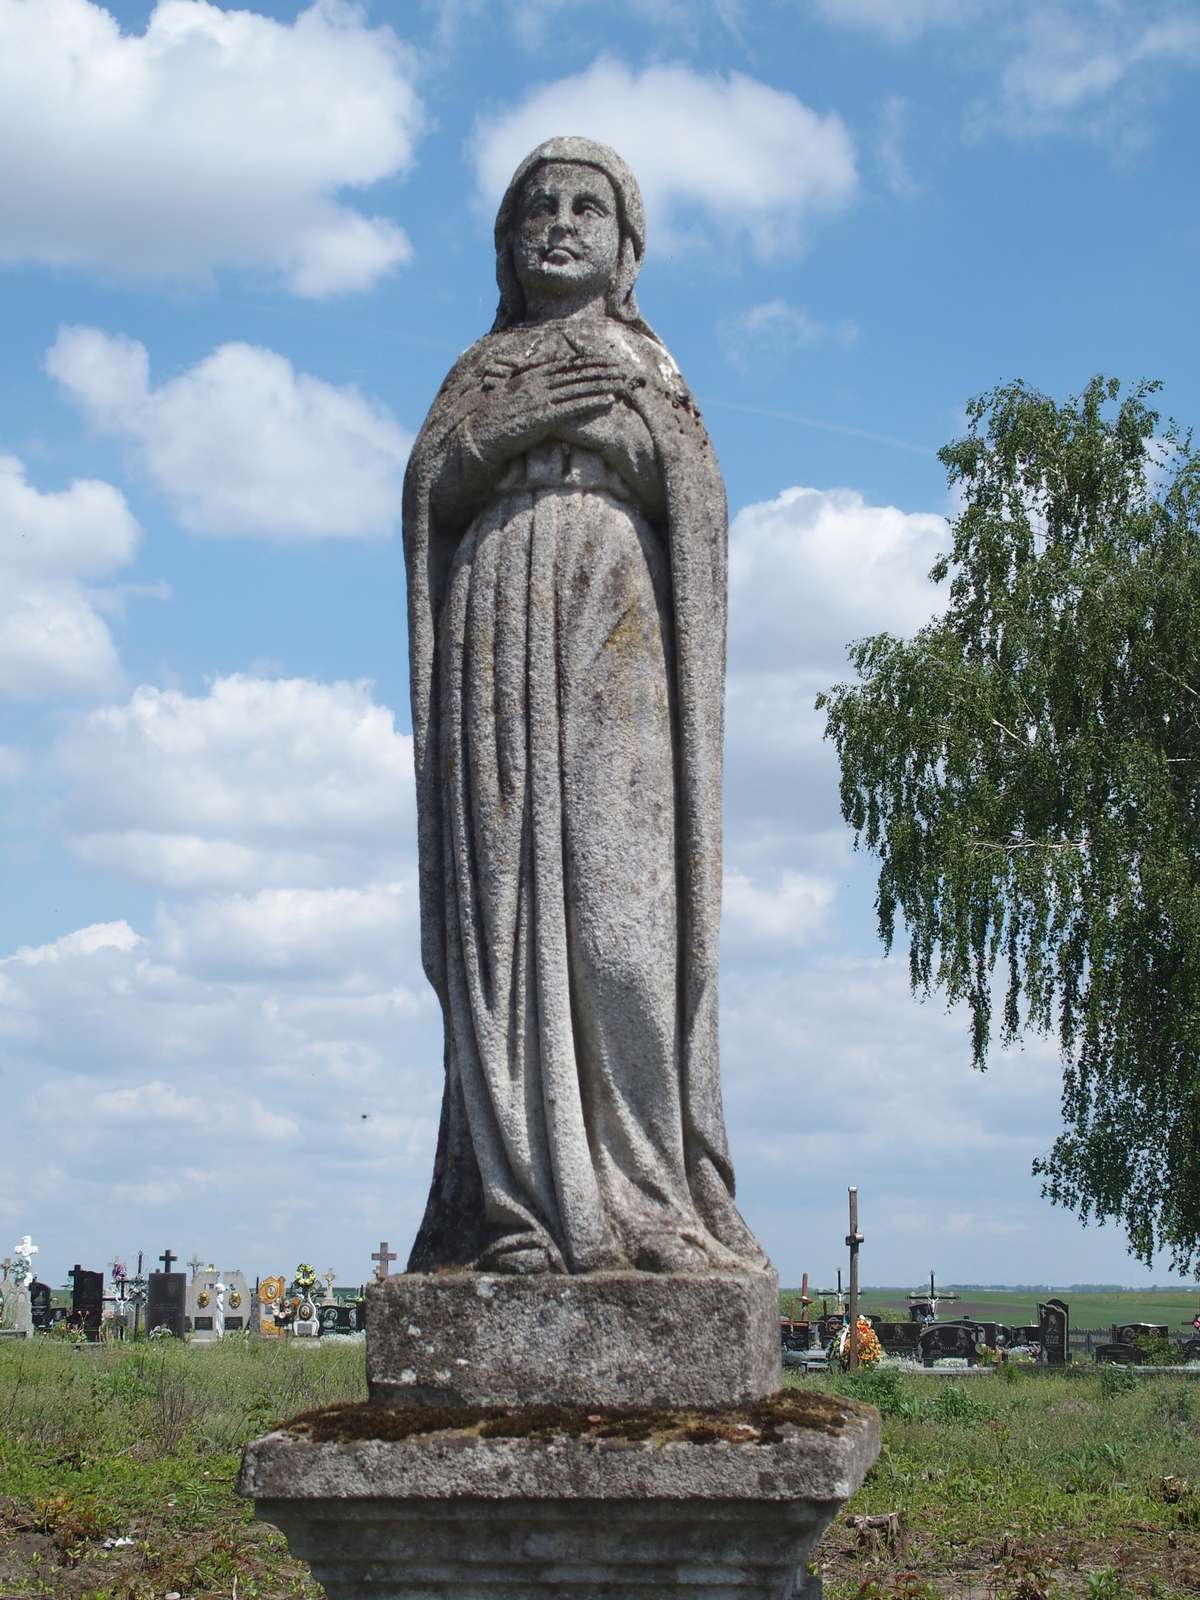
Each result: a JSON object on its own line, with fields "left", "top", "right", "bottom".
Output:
{"left": 781, "top": 1286, "right": 1200, "bottom": 1330}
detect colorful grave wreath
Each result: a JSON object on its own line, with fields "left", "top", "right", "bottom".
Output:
{"left": 835, "top": 1316, "right": 882, "bottom": 1370}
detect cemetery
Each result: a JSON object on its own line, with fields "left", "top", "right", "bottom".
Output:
{"left": 1, "top": 25, "right": 1198, "bottom": 1595}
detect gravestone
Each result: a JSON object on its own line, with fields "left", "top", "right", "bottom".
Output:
{"left": 147, "top": 1272, "right": 187, "bottom": 1339}
{"left": 293, "top": 1297, "right": 320, "bottom": 1338}
{"left": 919, "top": 1322, "right": 980, "bottom": 1367}
{"left": 875, "top": 1321, "right": 922, "bottom": 1358}
{"left": 1038, "top": 1298, "right": 1069, "bottom": 1366}
{"left": 964, "top": 1320, "right": 1011, "bottom": 1349}
{"left": 1112, "top": 1321, "right": 1168, "bottom": 1348}
{"left": 258, "top": 1274, "right": 286, "bottom": 1340}
{"left": 222, "top": 1270, "right": 252, "bottom": 1333}
{"left": 238, "top": 135, "right": 879, "bottom": 1599}
{"left": 816, "top": 1313, "right": 845, "bottom": 1346}
{"left": 1096, "top": 1342, "right": 1139, "bottom": 1364}
{"left": 188, "top": 1270, "right": 220, "bottom": 1340}
{"left": 70, "top": 1265, "right": 103, "bottom": 1342}
{"left": 29, "top": 1280, "right": 51, "bottom": 1333}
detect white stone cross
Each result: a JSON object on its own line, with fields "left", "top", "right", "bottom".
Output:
{"left": 12, "top": 1235, "right": 37, "bottom": 1287}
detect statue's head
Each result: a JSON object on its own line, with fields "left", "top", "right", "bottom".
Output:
{"left": 492, "top": 136, "right": 658, "bottom": 341}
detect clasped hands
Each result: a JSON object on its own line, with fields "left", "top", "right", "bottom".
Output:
{"left": 472, "top": 352, "right": 636, "bottom": 461}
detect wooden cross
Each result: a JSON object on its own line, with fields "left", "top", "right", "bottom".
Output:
{"left": 372, "top": 1241, "right": 397, "bottom": 1281}
{"left": 845, "top": 1187, "right": 864, "bottom": 1370}
{"left": 158, "top": 1248, "right": 177, "bottom": 1274}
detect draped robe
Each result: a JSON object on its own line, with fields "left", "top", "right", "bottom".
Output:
{"left": 403, "top": 316, "right": 763, "bottom": 1274}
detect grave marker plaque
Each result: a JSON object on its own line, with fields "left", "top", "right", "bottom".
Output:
{"left": 147, "top": 1271, "right": 187, "bottom": 1340}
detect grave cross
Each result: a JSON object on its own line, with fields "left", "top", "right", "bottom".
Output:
{"left": 372, "top": 1241, "right": 397, "bottom": 1281}
{"left": 158, "top": 1248, "right": 177, "bottom": 1274}
{"left": 845, "top": 1186, "right": 864, "bottom": 1370}
{"left": 0, "top": 1258, "right": 10, "bottom": 1283}
{"left": 187, "top": 1254, "right": 203, "bottom": 1282}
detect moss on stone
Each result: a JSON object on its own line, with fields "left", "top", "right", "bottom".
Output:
{"left": 282, "top": 1389, "right": 862, "bottom": 1448}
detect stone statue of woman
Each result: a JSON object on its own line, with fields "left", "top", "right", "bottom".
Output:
{"left": 403, "top": 137, "right": 766, "bottom": 1278}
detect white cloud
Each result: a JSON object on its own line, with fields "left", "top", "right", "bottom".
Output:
{"left": 57, "top": 675, "right": 414, "bottom": 891}
{"left": 472, "top": 57, "right": 857, "bottom": 258}
{"left": 877, "top": 94, "right": 920, "bottom": 197}
{"left": 0, "top": 747, "right": 26, "bottom": 784}
{"left": 1, "top": 896, "right": 440, "bottom": 1272}
{"left": 156, "top": 882, "right": 421, "bottom": 986}
{"left": 87, "top": 1079, "right": 299, "bottom": 1142}
{"left": 723, "top": 485, "right": 947, "bottom": 849}
{"left": 0, "top": 454, "right": 142, "bottom": 701}
{"left": 729, "top": 484, "right": 947, "bottom": 674}
{"left": 985, "top": 8, "right": 1200, "bottom": 149}
{"left": 0, "top": 0, "right": 422, "bottom": 297}
{"left": 720, "top": 299, "right": 858, "bottom": 373}
{"left": 723, "top": 868, "right": 834, "bottom": 950}
{"left": 814, "top": 0, "right": 975, "bottom": 41}
{"left": 46, "top": 328, "right": 411, "bottom": 541}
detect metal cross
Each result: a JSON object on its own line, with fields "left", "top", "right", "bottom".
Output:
{"left": 158, "top": 1248, "right": 177, "bottom": 1274}
{"left": 371, "top": 1241, "right": 397, "bottom": 1281}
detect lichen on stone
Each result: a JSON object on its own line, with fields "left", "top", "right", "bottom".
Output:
{"left": 282, "top": 1389, "right": 861, "bottom": 1448}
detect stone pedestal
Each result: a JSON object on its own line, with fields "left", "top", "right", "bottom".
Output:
{"left": 239, "top": 1391, "right": 880, "bottom": 1599}
{"left": 367, "top": 1270, "right": 782, "bottom": 1409}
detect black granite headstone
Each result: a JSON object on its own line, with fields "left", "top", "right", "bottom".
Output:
{"left": 1038, "top": 1298, "right": 1069, "bottom": 1366}
{"left": 1112, "top": 1321, "right": 1168, "bottom": 1347}
{"left": 69, "top": 1265, "right": 103, "bottom": 1342}
{"left": 146, "top": 1271, "right": 187, "bottom": 1339}
{"left": 816, "top": 1313, "right": 844, "bottom": 1346}
{"left": 875, "top": 1322, "right": 922, "bottom": 1358}
{"left": 1096, "top": 1342, "right": 1139, "bottom": 1364}
{"left": 29, "top": 1280, "right": 51, "bottom": 1332}
{"left": 919, "top": 1322, "right": 980, "bottom": 1367}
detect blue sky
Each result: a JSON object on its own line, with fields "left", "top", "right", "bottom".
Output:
{"left": 3, "top": 0, "right": 1199, "bottom": 1293}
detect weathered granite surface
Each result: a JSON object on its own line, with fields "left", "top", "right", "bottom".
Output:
{"left": 404, "top": 135, "right": 767, "bottom": 1279}
{"left": 239, "top": 1395, "right": 880, "bottom": 1599}
{"left": 367, "top": 1270, "right": 782, "bottom": 1409}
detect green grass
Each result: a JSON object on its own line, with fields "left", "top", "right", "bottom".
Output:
{"left": 789, "top": 1363, "right": 1200, "bottom": 1599}
{"left": 2, "top": 1337, "right": 1199, "bottom": 1598}
{"left": 0, "top": 1335, "right": 365, "bottom": 1598}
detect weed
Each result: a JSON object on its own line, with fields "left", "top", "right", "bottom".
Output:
{"left": 1084, "top": 1566, "right": 1128, "bottom": 1600}
{"left": 1099, "top": 1362, "right": 1138, "bottom": 1398}
{"left": 931, "top": 1382, "right": 987, "bottom": 1423}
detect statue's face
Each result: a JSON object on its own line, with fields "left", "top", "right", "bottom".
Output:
{"left": 512, "top": 162, "right": 620, "bottom": 303}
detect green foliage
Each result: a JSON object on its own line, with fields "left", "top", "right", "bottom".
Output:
{"left": 1099, "top": 1361, "right": 1139, "bottom": 1398}
{"left": 1133, "top": 1332, "right": 1186, "bottom": 1366}
{"left": 1084, "top": 1567, "right": 1130, "bottom": 1600}
{"left": 817, "top": 375, "right": 1200, "bottom": 1270}
{"left": 832, "top": 1363, "right": 918, "bottom": 1417}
